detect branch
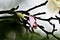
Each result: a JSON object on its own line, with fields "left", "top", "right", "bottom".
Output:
{"left": 55, "top": 15, "right": 60, "bottom": 24}
{"left": 37, "top": 24, "right": 59, "bottom": 39}
{"left": 26, "top": 0, "right": 48, "bottom": 12}
{"left": 33, "top": 12, "right": 46, "bottom": 16}
{"left": 33, "top": 15, "right": 60, "bottom": 39}
{"left": 35, "top": 17, "right": 58, "bottom": 25}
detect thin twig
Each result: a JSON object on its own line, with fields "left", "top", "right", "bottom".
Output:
{"left": 26, "top": 0, "right": 48, "bottom": 12}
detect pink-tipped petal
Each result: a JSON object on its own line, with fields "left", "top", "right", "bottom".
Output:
{"left": 33, "top": 23, "right": 37, "bottom": 29}
{"left": 29, "top": 15, "right": 35, "bottom": 27}
{"left": 29, "top": 15, "right": 37, "bottom": 29}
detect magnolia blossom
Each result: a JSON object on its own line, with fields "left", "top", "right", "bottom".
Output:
{"left": 48, "top": 0, "right": 60, "bottom": 12}
{"left": 52, "top": 0, "right": 60, "bottom": 8}
{"left": 29, "top": 15, "right": 37, "bottom": 29}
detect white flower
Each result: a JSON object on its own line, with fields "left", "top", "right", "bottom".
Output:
{"left": 47, "top": 0, "right": 60, "bottom": 12}
{"left": 52, "top": 0, "right": 60, "bottom": 8}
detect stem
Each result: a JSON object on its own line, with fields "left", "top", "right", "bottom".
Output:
{"left": 26, "top": 0, "right": 48, "bottom": 12}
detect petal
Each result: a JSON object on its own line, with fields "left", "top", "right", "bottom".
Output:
{"left": 29, "top": 15, "right": 35, "bottom": 27}
{"left": 33, "top": 23, "right": 37, "bottom": 29}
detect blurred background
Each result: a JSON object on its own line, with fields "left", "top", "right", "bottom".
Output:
{"left": 0, "top": 0, "right": 60, "bottom": 40}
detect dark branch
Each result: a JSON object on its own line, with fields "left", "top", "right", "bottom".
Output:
{"left": 58, "top": 10, "right": 60, "bottom": 14}
{"left": 33, "top": 12, "right": 46, "bottom": 16}
{"left": 0, "top": 16, "right": 14, "bottom": 19}
{"left": 10, "top": 6, "right": 19, "bottom": 11}
{"left": 26, "top": 0, "right": 48, "bottom": 12}
{"left": 35, "top": 17, "right": 57, "bottom": 21}
{"left": 38, "top": 24, "right": 59, "bottom": 39}
{"left": 55, "top": 15, "right": 60, "bottom": 24}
